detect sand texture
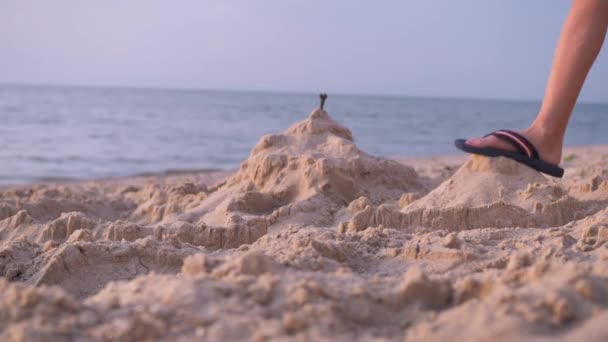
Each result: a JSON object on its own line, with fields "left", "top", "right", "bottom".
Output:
{"left": 1, "top": 107, "right": 608, "bottom": 341}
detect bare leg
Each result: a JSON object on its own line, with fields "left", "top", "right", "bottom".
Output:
{"left": 467, "top": 0, "right": 608, "bottom": 165}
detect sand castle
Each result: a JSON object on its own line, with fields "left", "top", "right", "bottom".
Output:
{"left": 1, "top": 98, "right": 607, "bottom": 340}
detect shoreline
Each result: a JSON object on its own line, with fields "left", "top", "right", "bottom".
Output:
{"left": 2, "top": 143, "right": 607, "bottom": 190}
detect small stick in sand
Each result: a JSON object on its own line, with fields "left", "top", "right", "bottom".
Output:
{"left": 320, "top": 93, "right": 328, "bottom": 109}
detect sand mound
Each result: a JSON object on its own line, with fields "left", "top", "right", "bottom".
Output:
{"left": 150, "top": 106, "right": 426, "bottom": 248}
{"left": 340, "top": 155, "right": 607, "bottom": 232}
{"left": 1, "top": 102, "right": 608, "bottom": 340}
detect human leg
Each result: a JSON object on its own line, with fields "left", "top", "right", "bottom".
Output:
{"left": 465, "top": 0, "right": 608, "bottom": 165}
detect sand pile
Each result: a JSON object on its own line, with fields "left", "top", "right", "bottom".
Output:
{"left": 1, "top": 102, "right": 608, "bottom": 341}
{"left": 340, "top": 154, "right": 608, "bottom": 232}
{"left": 148, "top": 106, "right": 427, "bottom": 249}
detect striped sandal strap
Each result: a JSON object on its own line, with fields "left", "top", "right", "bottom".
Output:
{"left": 484, "top": 130, "right": 540, "bottom": 160}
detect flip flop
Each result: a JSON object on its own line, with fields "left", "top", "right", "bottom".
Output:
{"left": 454, "top": 129, "right": 564, "bottom": 178}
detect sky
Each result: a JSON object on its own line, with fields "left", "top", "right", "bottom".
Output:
{"left": 1, "top": 1, "right": 607, "bottom": 102}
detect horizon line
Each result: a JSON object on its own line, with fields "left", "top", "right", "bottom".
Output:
{"left": 1, "top": 81, "right": 607, "bottom": 106}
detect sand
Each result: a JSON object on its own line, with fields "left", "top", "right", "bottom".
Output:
{"left": 1, "top": 106, "right": 608, "bottom": 341}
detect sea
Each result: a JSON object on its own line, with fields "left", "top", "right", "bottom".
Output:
{"left": 1, "top": 84, "right": 607, "bottom": 185}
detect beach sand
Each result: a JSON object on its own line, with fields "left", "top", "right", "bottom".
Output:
{"left": 1, "top": 107, "right": 608, "bottom": 341}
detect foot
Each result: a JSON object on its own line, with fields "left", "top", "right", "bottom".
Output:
{"left": 465, "top": 127, "right": 563, "bottom": 165}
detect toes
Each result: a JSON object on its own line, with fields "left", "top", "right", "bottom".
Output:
{"left": 466, "top": 135, "right": 516, "bottom": 152}
{"left": 465, "top": 137, "right": 483, "bottom": 146}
